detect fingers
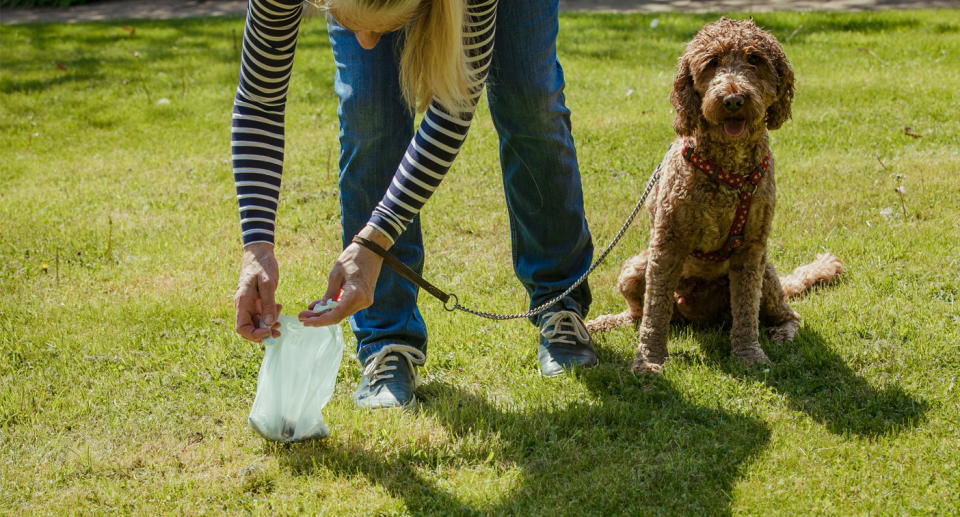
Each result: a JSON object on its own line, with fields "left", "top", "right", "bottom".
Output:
{"left": 237, "top": 322, "right": 272, "bottom": 342}
{"left": 258, "top": 271, "right": 278, "bottom": 327}
{"left": 235, "top": 247, "right": 281, "bottom": 342}
{"left": 236, "top": 306, "right": 282, "bottom": 342}
{"left": 300, "top": 295, "right": 352, "bottom": 326}
{"left": 320, "top": 275, "right": 344, "bottom": 305}
{"left": 301, "top": 283, "right": 373, "bottom": 327}
{"left": 235, "top": 303, "right": 272, "bottom": 342}
{"left": 306, "top": 290, "right": 341, "bottom": 311}
{"left": 298, "top": 240, "right": 381, "bottom": 327}
{"left": 235, "top": 280, "right": 283, "bottom": 342}
{"left": 235, "top": 281, "right": 260, "bottom": 342}
{"left": 268, "top": 304, "right": 282, "bottom": 338}
{"left": 300, "top": 268, "right": 346, "bottom": 326}
{"left": 300, "top": 265, "right": 370, "bottom": 326}
{"left": 299, "top": 309, "right": 343, "bottom": 326}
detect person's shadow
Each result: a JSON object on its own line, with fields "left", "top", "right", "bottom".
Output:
{"left": 269, "top": 318, "right": 927, "bottom": 514}
{"left": 272, "top": 351, "right": 772, "bottom": 515}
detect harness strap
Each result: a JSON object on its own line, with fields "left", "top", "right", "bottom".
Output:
{"left": 682, "top": 139, "right": 769, "bottom": 262}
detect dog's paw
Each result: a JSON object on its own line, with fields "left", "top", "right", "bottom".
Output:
{"left": 631, "top": 356, "right": 664, "bottom": 375}
{"left": 630, "top": 348, "right": 666, "bottom": 375}
{"left": 731, "top": 344, "right": 770, "bottom": 365}
{"left": 766, "top": 319, "right": 800, "bottom": 344}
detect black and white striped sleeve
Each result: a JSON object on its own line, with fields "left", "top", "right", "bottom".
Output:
{"left": 366, "top": 0, "right": 498, "bottom": 244}
{"left": 231, "top": 0, "right": 302, "bottom": 246}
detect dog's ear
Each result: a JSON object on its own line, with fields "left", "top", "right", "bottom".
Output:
{"left": 766, "top": 47, "right": 794, "bottom": 130}
{"left": 670, "top": 54, "right": 699, "bottom": 136}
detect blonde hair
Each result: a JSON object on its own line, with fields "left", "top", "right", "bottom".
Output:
{"left": 326, "top": 0, "right": 471, "bottom": 113}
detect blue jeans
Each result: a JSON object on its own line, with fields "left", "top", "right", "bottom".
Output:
{"left": 329, "top": 0, "right": 593, "bottom": 364}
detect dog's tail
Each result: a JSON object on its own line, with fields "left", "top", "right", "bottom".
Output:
{"left": 585, "top": 252, "right": 844, "bottom": 333}
{"left": 779, "top": 252, "right": 844, "bottom": 298}
{"left": 585, "top": 310, "right": 637, "bottom": 333}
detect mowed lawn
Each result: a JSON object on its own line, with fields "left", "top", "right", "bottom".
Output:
{"left": 1, "top": 8, "right": 959, "bottom": 515}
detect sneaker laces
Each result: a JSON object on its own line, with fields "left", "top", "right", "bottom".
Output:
{"left": 361, "top": 344, "right": 426, "bottom": 386}
{"left": 540, "top": 310, "right": 591, "bottom": 346}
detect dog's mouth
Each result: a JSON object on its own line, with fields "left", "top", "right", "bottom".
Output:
{"left": 723, "top": 118, "right": 747, "bottom": 137}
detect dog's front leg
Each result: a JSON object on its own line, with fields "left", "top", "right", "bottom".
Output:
{"left": 632, "top": 233, "right": 691, "bottom": 374}
{"left": 727, "top": 244, "right": 770, "bottom": 364}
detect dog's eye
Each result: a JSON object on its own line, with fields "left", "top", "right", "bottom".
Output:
{"left": 747, "top": 54, "right": 764, "bottom": 66}
{"left": 707, "top": 57, "right": 719, "bottom": 68}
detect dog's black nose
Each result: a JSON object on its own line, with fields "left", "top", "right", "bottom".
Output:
{"left": 723, "top": 94, "right": 744, "bottom": 112}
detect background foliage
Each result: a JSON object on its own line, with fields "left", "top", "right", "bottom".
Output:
{"left": 1, "top": 0, "right": 91, "bottom": 9}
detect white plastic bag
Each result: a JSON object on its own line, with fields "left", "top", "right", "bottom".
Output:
{"left": 248, "top": 302, "right": 343, "bottom": 442}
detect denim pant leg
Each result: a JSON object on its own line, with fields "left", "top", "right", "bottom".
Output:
{"left": 485, "top": 0, "right": 594, "bottom": 320}
{"left": 329, "top": 23, "right": 428, "bottom": 363}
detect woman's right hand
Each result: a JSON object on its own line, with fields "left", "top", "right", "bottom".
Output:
{"left": 234, "top": 243, "right": 282, "bottom": 342}
{"left": 299, "top": 225, "right": 388, "bottom": 327}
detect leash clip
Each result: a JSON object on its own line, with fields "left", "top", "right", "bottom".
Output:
{"left": 443, "top": 293, "right": 459, "bottom": 312}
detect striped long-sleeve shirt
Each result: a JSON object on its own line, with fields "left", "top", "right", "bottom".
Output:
{"left": 233, "top": 0, "right": 498, "bottom": 246}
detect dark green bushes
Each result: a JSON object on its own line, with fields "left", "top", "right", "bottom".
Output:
{"left": 1, "top": 0, "right": 92, "bottom": 7}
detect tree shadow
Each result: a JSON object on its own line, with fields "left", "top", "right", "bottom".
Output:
{"left": 2, "top": 17, "right": 336, "bottom": 95}
{"left": 690, "top": 325, "right": 928, "bottom": 437}
{"left": 271, "top": 356, "right": 770, "bottom": 515}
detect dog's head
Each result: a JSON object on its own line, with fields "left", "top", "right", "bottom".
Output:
{"left": 670, "top": 18, "right": 794, "bottom": 140}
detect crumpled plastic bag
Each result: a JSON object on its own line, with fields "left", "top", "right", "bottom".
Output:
{"left": 248, "top": 301, "right": 343, "bottom": 442}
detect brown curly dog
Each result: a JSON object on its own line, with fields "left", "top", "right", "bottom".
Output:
{"left": 586, "top": 18, "right": 842, "bottom": 373}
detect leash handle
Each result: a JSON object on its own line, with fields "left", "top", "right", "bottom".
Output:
{"left": 351, "top": 235, "right": 454, "bottom": 307}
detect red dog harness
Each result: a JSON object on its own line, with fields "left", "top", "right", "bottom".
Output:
{"left": 681, "top": 139, "right": 771, "bottom": 262}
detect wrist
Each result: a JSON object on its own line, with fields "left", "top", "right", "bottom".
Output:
{"left": 243, "top": 241, "right": 275, "bottom": 258}
{"left": 357, "top": 224, "right": 393, "bottom": 250}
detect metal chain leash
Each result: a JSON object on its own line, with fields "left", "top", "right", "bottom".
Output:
{"left": 447, "top": 159, "right": 665, "bottom": 320}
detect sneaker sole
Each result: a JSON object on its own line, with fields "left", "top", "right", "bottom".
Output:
{"left": 354, "top": 393, "right": 418, "bottom": 411}
{"left": 538, "top": 359, "right": 599, "bottom": 378}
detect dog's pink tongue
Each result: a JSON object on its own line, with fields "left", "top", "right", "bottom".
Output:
{"left": 723, "top": 119, "right": 746, "bottom": 137}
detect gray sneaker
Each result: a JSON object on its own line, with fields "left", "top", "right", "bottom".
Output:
{"left": 352, "top": 344, "right": 425, "bottom": 409}
{"left": 537, "top": 300, "right": 598, "bottom": 377}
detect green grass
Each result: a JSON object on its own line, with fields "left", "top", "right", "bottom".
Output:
{"left": 2, "top": 9, "right": 959, "bottom": 515}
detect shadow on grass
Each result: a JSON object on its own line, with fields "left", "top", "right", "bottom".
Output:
{"left": 692, "top": 325, "right": 928, "bottom": 437}
{"left": 271, "top": 363, "right": 770, "bottom": 515}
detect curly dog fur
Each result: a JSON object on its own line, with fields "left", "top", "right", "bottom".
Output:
{"left": 586, "top": 18, "right": 843, "bottom": 373}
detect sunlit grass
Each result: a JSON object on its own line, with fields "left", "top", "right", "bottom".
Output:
{"left": 1, "top": 9, "right": 959, "bottom": 514}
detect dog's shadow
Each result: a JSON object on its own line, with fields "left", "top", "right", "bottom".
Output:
{"left": 685, "top": 324, "right": 928, "bottom": 437}
{"left": 271, "top": 364, "right": 771, "bottom": 515}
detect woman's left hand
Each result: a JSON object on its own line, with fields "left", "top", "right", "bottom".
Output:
{"left": 299, "top": 225, "right": 389, "bottom": 326}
